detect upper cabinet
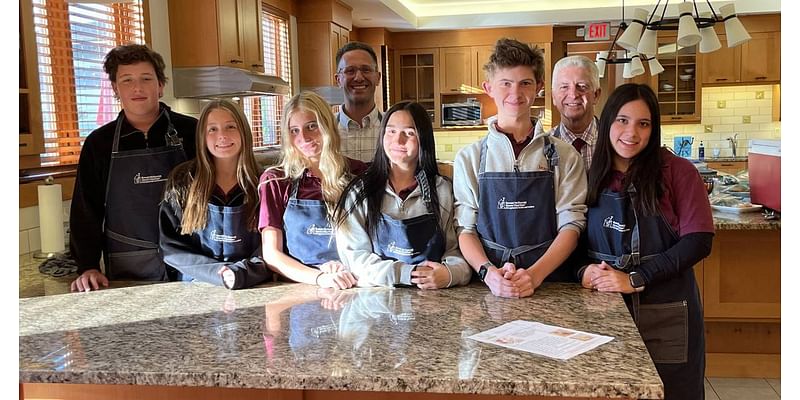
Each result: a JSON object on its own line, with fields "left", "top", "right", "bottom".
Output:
{"left": 701, "top": 32, "right": 780, "bottom": 85}
{"left": 169, "top": 0, "right": 265, "bottom": 73}
{"left": 19, "top": 0, "right": 44, "bottom": 160}
{"left": 296, "top": 0, "right": 352, "bottom": 88}
{"left": 439, "top": 47, "right": 482, "bottom": 94}
{"left": 653, "top": 36, "right": 701, "bottom": 123}
{"left": 394, "top": 49, "right": 439, "bottom": 125}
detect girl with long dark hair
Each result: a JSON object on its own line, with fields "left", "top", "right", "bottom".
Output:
{"left": 579, "top": 83, "right": 713, "bottom": 399}
{"left": 334, "top": 101, "right": 471, "bottom": 289}
{"left": 160, "top": 100, "right": 269, "bottom": 289}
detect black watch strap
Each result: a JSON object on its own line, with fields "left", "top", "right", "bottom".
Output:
{"left": 629, "top": 271, "right": 646, "bottom": 289}
{"left": 478, "top": 262, "right": 494, "bottom": 282}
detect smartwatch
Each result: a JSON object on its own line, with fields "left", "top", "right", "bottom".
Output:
{"left": 478, "top": 261, "right": 495, "bottom": 282}
{"left": 629, "top": 271, "right": 646, "bottom": 290}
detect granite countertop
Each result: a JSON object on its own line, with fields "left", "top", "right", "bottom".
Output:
{"left": 20, "top": 282, "right": 663, "bottom": 399}
{"left": 713, "top": 210, "right": 780, "bottom": 230}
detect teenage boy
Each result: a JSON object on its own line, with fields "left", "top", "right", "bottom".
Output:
{"left": 453, "top": 38, "right": 587, "bottom": 299}
{"left": 69, "top": 44, "right": 197, "bottom": 292}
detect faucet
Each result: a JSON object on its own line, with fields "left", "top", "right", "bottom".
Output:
{"left": 727, "top": 134, "right": 738, "bottom": 158}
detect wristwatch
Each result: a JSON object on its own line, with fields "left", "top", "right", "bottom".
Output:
{"left": 478, "top": 261, "right": 495, "bottom": 282}
{"left": 629, "top": 271, "right": 646, "bottom": 290}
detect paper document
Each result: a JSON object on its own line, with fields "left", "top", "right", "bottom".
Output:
{"left": 467, "top": 320, "right": 613, "bottom": 360}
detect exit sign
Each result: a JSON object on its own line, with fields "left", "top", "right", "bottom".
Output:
{"left": 584, "top": 22, "right": 611, "bottom": 41}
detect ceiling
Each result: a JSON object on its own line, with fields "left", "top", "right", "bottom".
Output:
{"left": 342, "top": 0, "right": 781, "bottom": 31}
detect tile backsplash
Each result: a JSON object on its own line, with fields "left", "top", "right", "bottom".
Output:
{"left": 19, "top": 201, "right": 71, "bottom": 255}
{"left": 660, "top": 85, "right": 781, "bottom": 158}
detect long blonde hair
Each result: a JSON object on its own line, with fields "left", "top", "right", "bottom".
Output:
{"left": 165, "top": 100, "right": 262, "bottom": 234}
{"left": 268, "top": 91, "right": 350, "bottom": 213}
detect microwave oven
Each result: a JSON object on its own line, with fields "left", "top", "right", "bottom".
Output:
{"left": 442, "top": 101, "right": 482, "bottom": 126}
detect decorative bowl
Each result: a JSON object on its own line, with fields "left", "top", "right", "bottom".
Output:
{"left": 684, "top": 67, "right": 695, "bottom": 74}
{"left": 679, "top": 74, "right": 693, "bottom": 81}
{"left": 662, "top": 83, "right": 675, "bottom": 92}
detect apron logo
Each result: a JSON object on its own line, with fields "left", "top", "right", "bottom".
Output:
{"left": 306, "top": 224, "right": 333, "bottom": 236}
{"left": 497, "top": 197, "right": 536, "bottom": 210}
{"left": 603, "top": 216, "right": 630, "bottom": 232}
{"left": 133, "top": 172, "right": 166, "bottom": 185}
{"left": 387, "top": 241, "right": 415, "bottom": 257}
{"left": 210, "top": 230, "right": 242, "bottom": 243}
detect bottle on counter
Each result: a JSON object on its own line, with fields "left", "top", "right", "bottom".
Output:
{"left": 698, "top": 141, "right": 705, "bottom": 161}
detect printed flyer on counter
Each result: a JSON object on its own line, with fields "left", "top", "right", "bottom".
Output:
{"left": 467, "top": 320, "right": 614, "bottom": 360}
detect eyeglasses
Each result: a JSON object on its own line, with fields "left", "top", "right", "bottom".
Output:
{"left": 337, "top": 65, "right": 377, "bottom": 77}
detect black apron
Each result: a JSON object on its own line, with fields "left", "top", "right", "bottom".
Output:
{"left": 476, "top": 136, "right": 571, "bottom": 281}
{"left": 283, "top": 178, "right": 338, "bottom": 266}
{"left": 586, "top": 186, "right": 705, "bottom": 400}
{"left": 374, "top": 171, "right": 445, "bottom": 265}
{"left": 104, "top": 111, "right": 187, "bottom": 280}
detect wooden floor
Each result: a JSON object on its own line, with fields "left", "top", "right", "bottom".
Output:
{"left": 19, "top": 254, "right": 782, "bottom": 399}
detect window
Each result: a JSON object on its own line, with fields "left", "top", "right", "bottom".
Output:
{"left": 32, "top": 0, "right": 145, "bottom": 166}
{"left": 242, "top": 4, "right": 292, "bottom": 149}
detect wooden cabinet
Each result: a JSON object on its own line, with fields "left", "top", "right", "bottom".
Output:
{"left": 701, "top": 33, "right": 780, "bottom": 85}
{"left": 169, "top": 0, "right": 265, "bottom": 73}
{"left": 653, "top": 36, "right": 701, "bottom": 123}
{"left": 394, "top": 49, "right": 439, "bottom": 126}
{"left": 741, "top": 32, "right": 780, "bottom": 83}
{"left": 296, "top": 0, "right": 352, "bottom": 88}
{"left": 439, "top": 47, "right": 475, "bottom": 94}
{"left": 19, "top": 0, "right": 44, "bottom": 160}
{"left": 705, "top": 160, "right": 747, "bottom": 175}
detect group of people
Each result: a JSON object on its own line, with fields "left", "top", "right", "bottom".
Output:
{"left": 66, "top": 39, "right": 713, "bottom": 399}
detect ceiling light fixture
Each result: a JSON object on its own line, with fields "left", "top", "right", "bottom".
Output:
{"left": 598, "top": 1, "right": 751, "bottom": 78}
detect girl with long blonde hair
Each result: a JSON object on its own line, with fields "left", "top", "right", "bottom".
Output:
{"left": 259, "top": 91, "right": 367, "bottom": 289}
{"left": 160, "top": 99, "right": 270, "bottom": 289}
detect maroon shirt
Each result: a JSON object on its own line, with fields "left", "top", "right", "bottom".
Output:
{"left": 495, "top": 122, "right": 534, "bottom": 159}
{"left": 607, "top": 149, "right": 714, "bottom": 236}
{"left": 258, "top": 158, "right": 367, "bottom": 231}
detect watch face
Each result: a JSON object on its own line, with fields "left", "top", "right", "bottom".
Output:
{"left": 629, "top": 272, "right": 645, "bottom": 288}
{"left": 478, "top": 266, "right": 488, "bottom": 281}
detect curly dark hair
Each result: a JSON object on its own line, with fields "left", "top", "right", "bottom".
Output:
{"left": 483, "top": 38, "right": 544, "bottom": 84}
{"left": 103, "top": 44, "right": 167, "bottom": 84}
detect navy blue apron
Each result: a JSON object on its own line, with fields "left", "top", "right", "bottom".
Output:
{"left": 104, "top": 110, "right": 187, "bottom": 281}
{"left": 197, "top": 202, "right": 260, "bottom": 264}
{"left": 375, "top": 171, "right": 445, "bottom": 265}
{"left": 587, "top": 186, "right": 705, "bottom": 400}
{"left": 476, "top": 136, "right": 571, "bottom": 281}
{"left": 283, "top": 178, "right": 338, "bottom": 266}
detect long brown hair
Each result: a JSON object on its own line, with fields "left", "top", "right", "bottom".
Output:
{"left": 165, "top": 100, "right": 262, "bottom": 234}
{"left": 265, "top": 91, "right": 350, "bottom": 214}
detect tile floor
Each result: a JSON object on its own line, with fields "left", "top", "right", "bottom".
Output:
{"left": 20, "top": 254, "right": 781, "bottom": 399}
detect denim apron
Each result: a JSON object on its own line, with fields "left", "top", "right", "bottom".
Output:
{"left": 104, "top": 110, "right": 186, "bottom": 281}
{"left": 374, "top": 171, "right": 445, "bottom": 264}
{"left": 198, "top": 202, "right": 260, "bottom": 264}
{"left": 587, "top": 186, "right": 705, "bottom": 400}
{"left": 283, "top": 178, "right": 338, "bottom": 266}
{"left": 476, "top": 136, "right": 571, "bottom": 281}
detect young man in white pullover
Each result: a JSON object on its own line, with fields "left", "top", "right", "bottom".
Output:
{"left": 453, "top": 38, "right": 587, "bottom": 299}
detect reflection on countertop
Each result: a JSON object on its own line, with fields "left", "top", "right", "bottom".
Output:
{"left": 20, "top": 282, "right": 663, "bottom": 398}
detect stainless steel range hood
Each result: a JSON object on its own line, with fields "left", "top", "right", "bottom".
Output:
{"left": 172, "top": 66, "right": 290, "bottom": 98}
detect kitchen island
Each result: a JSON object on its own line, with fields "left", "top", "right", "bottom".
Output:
{"left": 20, "top": 282, "right": 664, "bottom": 399}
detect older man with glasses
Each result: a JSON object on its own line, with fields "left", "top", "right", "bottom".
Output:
{"left": 334, "top": 41, "right": 383, "bottom": 162}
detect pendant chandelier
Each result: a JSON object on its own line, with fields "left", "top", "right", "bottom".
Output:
{"left": 596, "top": 0, "right": 752, "bottom": 79}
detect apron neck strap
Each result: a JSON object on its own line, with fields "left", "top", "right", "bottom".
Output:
{"left": 414, "top": 169, "right": 435, "bottom": 215}
{"left": 112, "top": 107, "right": 177, "bottom": 153}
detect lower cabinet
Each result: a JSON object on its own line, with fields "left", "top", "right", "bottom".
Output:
{"left": 699, "top": 229, "right": 780, "bottom": 378}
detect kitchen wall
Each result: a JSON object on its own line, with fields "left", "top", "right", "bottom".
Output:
{"left": 433, "top": 84, "right": 781, "bottom": 162}
{"left": 19, "top": 201, "right": 70, "bottom": 255}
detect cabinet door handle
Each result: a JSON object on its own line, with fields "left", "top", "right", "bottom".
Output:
{"left": 715, "top": 78, "right": 728, "bottom": 81}
{"left": 671, "top": 116, "right": 681, "bottom": 120}
{"left": 720, "top": 163, "right": 734, "bottom": 166}
{"left": 20, "top": 143, "right": 27, "bottom": 148}
{"left": 252, "top": 64, "right": 263, "bottom": 68}
{"left": 755, "top": 76, "right": 767, "bottom": 80}
{"left": 230, "top": 59, "right": 243, "bottom": 64}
